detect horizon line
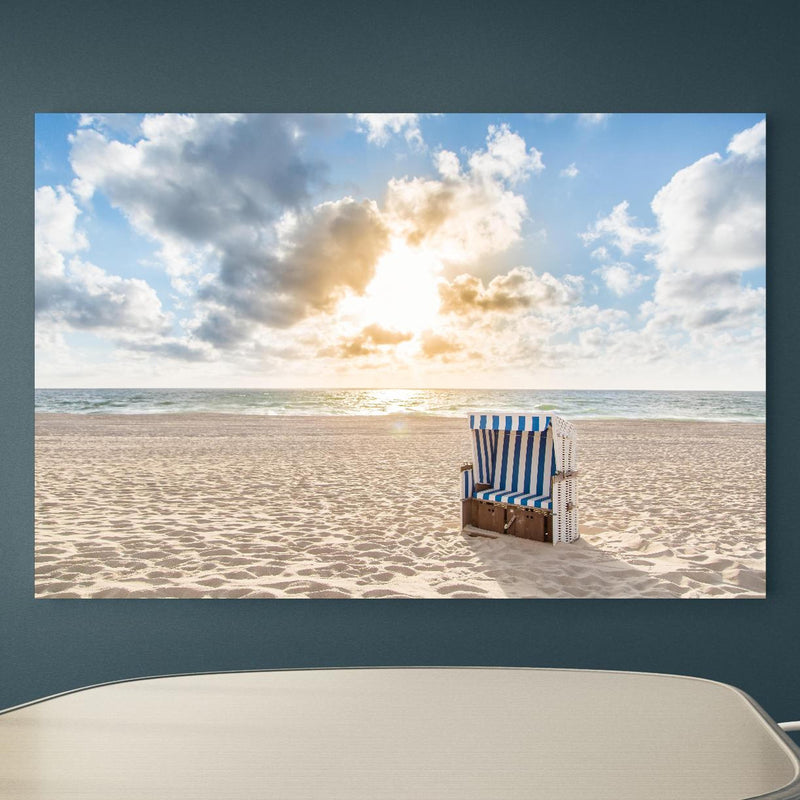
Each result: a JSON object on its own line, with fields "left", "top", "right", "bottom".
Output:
{"left": 34, "top": 386, "right": 767, "bottom": 393}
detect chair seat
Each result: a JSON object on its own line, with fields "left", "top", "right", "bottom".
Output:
{"left": 473, "top": 488, "right": 552, "bottom": 509}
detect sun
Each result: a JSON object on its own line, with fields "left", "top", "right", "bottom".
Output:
{"left": 343, "top": 239, "right": 442, "bottom": 335}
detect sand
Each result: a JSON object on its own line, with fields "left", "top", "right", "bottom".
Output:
{"left": 34, "top": 414, "right": 765, "bottom": 599}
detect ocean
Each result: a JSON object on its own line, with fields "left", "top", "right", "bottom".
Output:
{"left": 34, "top": 388, "right": 766, "bottom": 422}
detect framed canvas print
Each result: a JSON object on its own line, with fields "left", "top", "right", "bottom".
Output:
{"left": 34, "top": 113, "right": 765, "bottom": 598}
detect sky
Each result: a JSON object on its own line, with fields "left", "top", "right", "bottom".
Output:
{"left": 35, "top": 112, "right": 766, "bottom": 390}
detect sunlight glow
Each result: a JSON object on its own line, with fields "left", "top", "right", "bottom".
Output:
{"left": 352, "top": 240, "right": 442, "bottom": 334}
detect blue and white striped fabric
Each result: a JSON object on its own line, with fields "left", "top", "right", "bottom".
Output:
{"left": 493, "top": 430, "right": 555, "bottom": 499}
{"left": 473, "top": 489, "right": 552, "bottom": 509}
{"left": 467, "top": 413, "right": 557, "bottom": 508}
{"left": 469, "top": 413, "right": 551, "bottom": 432}
{"left": 471, "top": 427, "right": 498, "bottom": 485}
{"left": 461, "top": 467, "right": 474, "bottom": 500}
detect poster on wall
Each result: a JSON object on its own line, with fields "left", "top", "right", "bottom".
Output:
{"left": 34, "top": 113, "right": 766, "bottom": 598}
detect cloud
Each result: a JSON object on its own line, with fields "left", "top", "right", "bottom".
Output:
{"left": 78, "top": 113, "right": 143, "bottom": 140}
{"left": 73, "top": 114, "right": 328, "bottom": 215}
{"left": 360, "top": 324, "right": 413, "bottom": 345}
{"left": 583, "top": 121, "right": 766, "bottom": 286}
{"left": 420, "top": 330, "right": 462, "bottom": 359}
{"left": 35, "top": 183, "right": 211, "bottom": 364}
{"left": 116, "top": 337, "right": 213, "bottom": 361}
{"left": 35, "top": 185, "right": 88, "bottom": 277}
{"left": 191, "top": 310, "right": 254, "bottom": 350}
{"left": 35, "top": 185, "right": 171, "bottom": 337}
{"left": 408, "top": 296, "right": 630, "bottom": 377}
{"left": 37, "top": 113, "right": 766, "bottom": 389}
{"left": 37, "top": 257, "right": 171, "bottom": 335}
{"left": 467, "top": 124, "right": 544, "bottom": 183}
{"left": 578, "top": 113, "right": 611, "bottom": 126}
{"left": 69, "top": 114, "right": 331, "bottom": 284}
{"left": 580, "top": 200, "right": 653, "bottom": 255}
{"left": 352, "top": 113, "right": 424, "bottom": 147}
{"left": 645, "top": 271, "right": 764, "bottom": 332}
{"left": 644, "top": 119, "right": 765, "bottom": 335}
{"left": 197, "top": 196, "right": 390, "bottom": 343}
{"left": 325, "top": 324, "right": 413, "bottom": 359}
{"left": 651, "top": 125, "right": 765, "bottom": 276}
{"left": 439, "top": 267, "right": 583, "bottom": 315}
{"left": 386, "top": 124, "right": 543, "bottom": 263}
{"left": 580, "top": 117, "right": 765, "bottom": 358}
{"left": 69, "top": 115, "right": 395, "bottom": 349}
{"left": 727, "top": 118, "right": 766, "bottom": 161}
{"left": 65, "top": 117, "right": 546, "bottom": 355}
{"left": 593, "top": 262, "right": 650, "bottom": 296}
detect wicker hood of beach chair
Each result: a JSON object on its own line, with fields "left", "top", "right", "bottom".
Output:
{"left": 460, "top": 413, "right": 578, "bottom": 544}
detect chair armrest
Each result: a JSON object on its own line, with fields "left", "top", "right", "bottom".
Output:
{"left": 460, "top": 465, "right": 474, "bottom": 499}
{"left": 552, "top": 470, "right": 579, "bottom": 483}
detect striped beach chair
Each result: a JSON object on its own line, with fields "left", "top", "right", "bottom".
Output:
{"left": 460, "top": 413, "right": 579, "bottom": 544}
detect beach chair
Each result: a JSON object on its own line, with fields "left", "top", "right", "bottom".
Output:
{"left": 460, "top": 413, "right": 579, "bottom": 544}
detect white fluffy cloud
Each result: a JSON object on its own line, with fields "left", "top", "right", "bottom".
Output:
{"left": 35, "top": 185, "right": 88, "bottom": 277}
{"left": 646, "top": 118, "right": 765, "bottom": 336}
{"left": 35, "top": 185, "right": 172, "bottom": 340}
{"left": 352, "top": 113, "right": 424, "bottom": 147}
{"left": 727, "top": 118, "right": 766, "bottom": 161}
{"left": 466, "top": 124, "right": 544, "bottom": 183}
{"left": 651, "top": 134, "right": 765, "bottom": 277}
{"left": 560, "top": 162, "right": 579, "bottom": 178}
{"left": 593, "top": 262, "right": 650, "bottom": 296}
{"left": 51, "top": 258, "right": 170, "bottom": 333}
{"left": 581, "top": 201, "right": 653, "bottom": 255}
{"left": 583, "top": 121, "right": 766, "bottom": 290}
{"left": 386, "top": 124, "right": 543, "bottom": 263}
{"left": 578, "top": 118, "right": 765, "bottom": 385}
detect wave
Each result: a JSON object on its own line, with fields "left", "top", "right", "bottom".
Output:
{"left": 34, "top": 388, "right": 766, "bottom": 423}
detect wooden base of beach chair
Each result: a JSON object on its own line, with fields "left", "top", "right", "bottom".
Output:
{"left": 504, "top": 507, "right": 552, "bottom": 543}
{"left": 462, "top": 499, "right": 553, "bottom": 543}
{"left": 462, "top": 499, "right": 506, "bottom": 534}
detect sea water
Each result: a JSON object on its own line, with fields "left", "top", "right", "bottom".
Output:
{"left": 34, "top": 388, "right": 765, "bottom": 422}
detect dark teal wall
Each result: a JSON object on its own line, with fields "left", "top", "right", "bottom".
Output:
{"left": 2, "top": 0, "right": 798, "bottom": 740}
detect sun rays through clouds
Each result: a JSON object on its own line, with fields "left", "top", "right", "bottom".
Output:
{"left": 35, "top": 113, "right": 765, "bottom": 389}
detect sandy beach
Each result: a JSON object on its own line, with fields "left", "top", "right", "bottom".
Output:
{"left": 34, "top": 414, "right": 765, "bottom": 599}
